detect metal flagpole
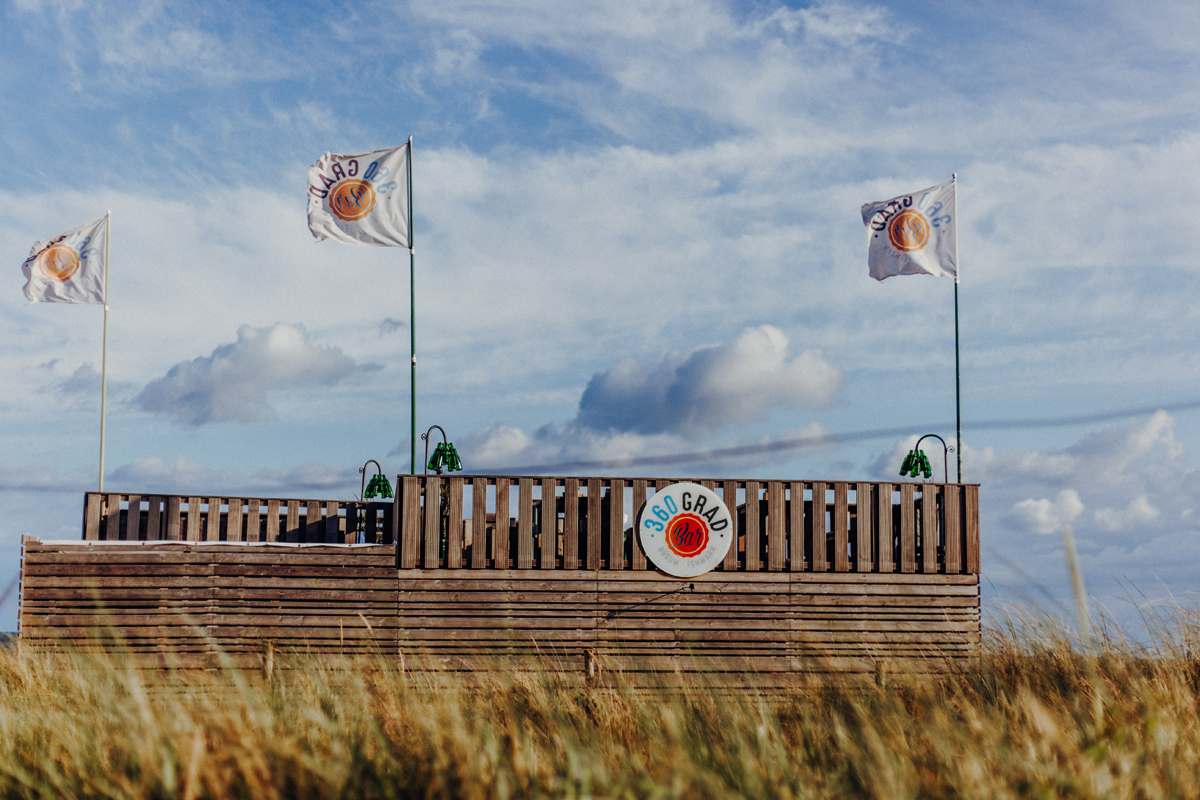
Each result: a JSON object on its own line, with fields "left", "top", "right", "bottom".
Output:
{"left": 98, "top": 210, "right": 111, "bottom": 492}
{"left": 952, "top": 174, "right": 962, "bottom": 483}
{"left": 408, "top": 136, "right": 417, "bottom": 474}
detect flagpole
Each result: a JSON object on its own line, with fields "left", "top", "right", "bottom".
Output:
{"left": 952, "top": 174, "right": 962, "bottom": 483}
{"left": 408, "top": 136, "right": 417, "bottom": 474}
{"left": 98, "top": 210, "right": 111, "bottom": 492}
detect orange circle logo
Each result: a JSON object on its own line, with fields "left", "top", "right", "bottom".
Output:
{"left": 887, "top": 209, "right": 930, "bottom": 252}
{"left": 38, "top": 244, "right": 80, "bottom": 282}
{"left": 665, "top": 513, "right": 710, "bottom": 558}
{"left": 328, "top": 179, "right": 376, "bottom": 221}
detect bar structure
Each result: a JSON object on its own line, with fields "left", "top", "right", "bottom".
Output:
{"left": 19, "top": 476, "right": 981, "bottom": 680}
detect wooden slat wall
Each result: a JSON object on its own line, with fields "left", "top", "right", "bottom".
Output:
{"left": 20, "top": 539, "right": 398, "bottom": 666}
{"left": 78, "top": 477, "right": 982, "bottom": 575}
{"left": 395, "top": 569, "right": 979, "bottom": 678}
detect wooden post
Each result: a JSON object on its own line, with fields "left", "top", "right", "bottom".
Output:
{"left": 723, "top": 481, "right": 739, "bottom": 570}
{"left": 447, "top": 478, "right": 464, "bottom": 569}
{"left": 811, "top": 483, "right": 827, "bottom": 572}
{"left": 744, "top": 481, "right": 760, "bottom": 571}
{"left": 833, "top": 483, "right": 849, "bottom": 572}
{"left": 563, "top": 478, "right": 580, "bottom": 570}
{"left": 766, "top": 481, "right": 784, "bottom": 571}
{"left": 586, "top": 478, "right": 601, "bottom": 570}
{"left": 494, "top": 478, "right": 511, "bottom": 569}
{"left": 472, "top": 478, "right": 488, "bottom": 568}
{"left": 921, "top": 487, "right": 939, "bottom": 574}
{"left": 855, "top": 483, "right": 873, "bottom": 572}
{"left": 900, "top": 483, "right": 916, "bottom": 573}
{"left": 517, "top": 478, "right": 534, "bottom": 569}
{"left": 788, "top": 482, "right": 805, "bottom": 571}
{"left": 424, "top": 476, "right": 441, "bottom": 568}
{"left": 630, "top": 479, "right": 648, "bottom": 570}
{"left": 540, "top": 478, "right": 557, "bottom": 569}
{"left": 607, "top": 480, "right": 625, "bottom": 570}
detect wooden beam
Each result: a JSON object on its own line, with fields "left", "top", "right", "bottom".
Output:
{"left": 899, "top": 484, "right": 916, "bottom": 574}
{"left": 630, "top": 480, "right": 648, "bottom": 570}
{"left": 517, "top": 479, "right": 534, "bottom": 570}
{"left": 811, "top": 483, "right": 827, "bottom": 573}
{"left": 833, "top": 483, "right": 849, "bottom": 572}
{"left": 608, "top": 480, "right": 625, "bottom": 570}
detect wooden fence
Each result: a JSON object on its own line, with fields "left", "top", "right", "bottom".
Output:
{"left": 21, "top": 476, "right": 981, "bottom": 679}
{"left": 79, "top": 477, "right": 980, "bottom": 575}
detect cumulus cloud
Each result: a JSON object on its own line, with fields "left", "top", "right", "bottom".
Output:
{"left": 575, "top": 325, "right": 841, "bottom": 437}
{"left": 1003, "top": 490, "right": 1085, "bottom": 535}
{"left": 134, "top": 323, "right": 358, "bottom": 425}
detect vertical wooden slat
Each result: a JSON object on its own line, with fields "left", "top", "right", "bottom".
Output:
{"left": 744, "top": 481, "right": 760, "bottom": 571}
{"left": 921, "top": 487, "right": 939, "bottom": 573}
{"left": 855, "top": 483, "right": 873, "bottom": 572}
{"left": 286, "top": 500, "right": 300, "bottom": 543}
{"left": 265, "top": 499, "right": 281, "bottom": 543}
{"left": 125, "top": 495, "right": 143, "bottom": 540}
{"left": 723, "top": 481, "right": 739, "bottom": 570}
{"left": 943, "top": 484, "right": 961, "bottom": 574}
{"left": 517, "top": 479, "right": 534, "bottom": 569}
{"left": 766, "top": 481, "right": 784, "bottom": 572}
{"left": 563, "top": 478, "right": 580, "bottom": 570}
{"left": 811, "top": 483, "right": 827, "bottom": 572}
{"left": 424, "top": 476, "right": 442, "bottom": 568}
{"left": 965, "top": 484, "right": 981, "bottom": 573}
{"left": 539, "top": 478, "right": 556, "bottom": 569}
{"left": 324, "top": 501, "right": 340, "bottom": 544}
{"left": 381, "top": 501, "right": 394, "bottom": 545}
{"left": 631, "top": 479, "right": 648, "bottom": 570}
{"left": 472, "top": 478, "right": 488, "bottom": 568}
{"left": 224, "top": 498, "right": 241, "bottom": 542}
{"left": 186, "top": 497, "right": 202, "bottom": 541}
{"left": 788, "top": 482, "right": 805, "bottom": 571}
{"left": 494, "top": 478, "right": 511, "bottom": 569}
{"left": 446, "top": 478, "right": 464, "bottom": 569}
{"left": 877, "top": 483, "right": 893, "bottom": 573}
{"left": 833, "top": 483, "right": 849, "bottom": 572}
{"left": 84, "top": 494, "right": 101, "bottom": 540}
{"left": 305, "top": 500, "right": 322, "bottom": 544}
{"left": 246, "top": 499, "right": 261, "bottom": 543}
{"left": 145, "top": 496, "right": 163, "bottom": 541}
{"left": 608, "top": 480, "right": 625, "bottom": 570}
{"left": 400, "top": 477, "right": 420, "bottom": 565}
{"left": 900, "top": 483, "right": 916, "bottom": 573}
{"left": 166, "top": 496, "right": 182, "bottom": 541}
{"left": 586, "top": 478, "right": 601, "bottom": 570}
{"left": 104, "top": 494, "right": 121, "bottom": 541}
{"left": 345, "top": 501, "right": 357, "bottom": 544}
{"left": 207, "top": 498, "right": 222, "bottom": 541}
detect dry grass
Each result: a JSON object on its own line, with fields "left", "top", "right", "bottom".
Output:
{"left": 1, "top": 616, "right": 1200, "bottom": 799}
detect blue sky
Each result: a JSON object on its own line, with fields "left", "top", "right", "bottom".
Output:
{"left": 3, "top": 0, "right": 1200, "bottom": 632}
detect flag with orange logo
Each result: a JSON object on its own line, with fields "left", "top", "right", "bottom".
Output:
{"left": 307, "top": 144, "right": 411, "bottom": 248}
{"left": 861, "top": 178, "right": 957, "bottom": 281}
{"left": 22, "top": 214, "right": 107, "bottom": 304}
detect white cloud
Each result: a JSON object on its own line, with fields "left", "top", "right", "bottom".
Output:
{"left": 134, "top": 323, "right": 358, "bottom": 425}
{"left": 575, "top": 325, "right": 841, "bottom": 436}
{"left": 1004, "top": 490, "right": 1085, "bottom": 535}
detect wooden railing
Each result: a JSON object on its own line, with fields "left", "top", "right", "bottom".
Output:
{"left": 81, "top": 494, "right": 393, "bottom": 544}
{"left": 79, "top": 476, "right": 980, "bottom": 575}
{"left": 395, "top": 475, "right": 978, "bottom": 574}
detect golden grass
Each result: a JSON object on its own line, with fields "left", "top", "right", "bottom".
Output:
{"left": 2, "top": 617, "right": 1200, "bottom": 799}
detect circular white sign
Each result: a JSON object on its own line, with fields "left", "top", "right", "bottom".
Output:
{"left": 638, "top": 482, "right": 733, "bottom": 578}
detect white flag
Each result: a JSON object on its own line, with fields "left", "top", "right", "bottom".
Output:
{"left": 861, "top": 179, "right": 957, "bottom": 281}
{"left": 22, "top": 215, "right": 107, "bottom": 304}
{"left": 307, "top": 144, "right": 411, "bottom": 248}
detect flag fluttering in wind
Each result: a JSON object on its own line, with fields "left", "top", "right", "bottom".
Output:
{"left": 22, "top": 214, "right": 107, "bottom": 304}
{"left": 861, "top": 178, "right": 957, "bottom": 281}
{"left": 307, "top": 144, "right": 411, "bottom": 248}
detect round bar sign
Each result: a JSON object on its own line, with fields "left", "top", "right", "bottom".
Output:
{"left": 638, "top": 482, "right": 733, "bottom": 578}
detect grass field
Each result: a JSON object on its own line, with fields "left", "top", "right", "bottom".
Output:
{"left": 0, "top": 613, "right": 1196, "bottom": 799}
